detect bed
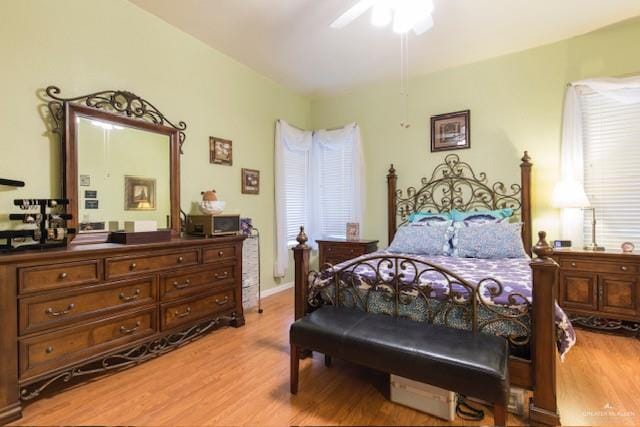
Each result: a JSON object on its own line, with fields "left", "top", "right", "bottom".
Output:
{"left": 292, "top": 152, "right": 568, "bottom": 425}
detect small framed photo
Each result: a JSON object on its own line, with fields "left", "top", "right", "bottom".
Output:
{"left": 124, "top": 176, "right": 156, "bottom": 210}
{"left": 241, "top": 168, "right": 260, "bottom": 195}
{"left": 210, "top": 137, "right": 233, "bottom": 166}
{"left": 346, "top": 223, "right": 360, "bottom": 241}
{"left": 430, "top": 110, "right": 470, "bottom": 152}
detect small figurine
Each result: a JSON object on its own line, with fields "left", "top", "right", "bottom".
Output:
{"left": 621, "top": 242, "right": 635, "bottom": 253}
{"left": 199, "top": 190, "right": 225, "bottom": 215}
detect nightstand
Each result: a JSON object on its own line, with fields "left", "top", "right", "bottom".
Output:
{"left": 553, "top": 249, "right": 640, "bottom": 335}
{"left": 317, "top": 239, "right": 379, "bottom": 267}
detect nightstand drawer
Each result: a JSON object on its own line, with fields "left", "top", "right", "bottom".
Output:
{"left": 318, "top": 239, "right": 379, "bottom": 269}
{"left": 561, "top": 259, "right": 637, "bottom": 275}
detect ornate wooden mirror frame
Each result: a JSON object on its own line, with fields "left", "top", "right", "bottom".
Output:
{"left": 45, "top": 86, "right": 186, "bottom": 244}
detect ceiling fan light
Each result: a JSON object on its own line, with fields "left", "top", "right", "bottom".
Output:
{"left": 412, "top": 14, "right": 433, "bottom": 35}
{"left": 371, "top": 3, "right": 391, "bottom": 27}
{"left": 392, "top": 8, "right": 413, "bottom": 34}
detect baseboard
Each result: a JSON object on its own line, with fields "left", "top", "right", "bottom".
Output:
{"left": 261, "top": 281, "right": 294, "bottom": 299}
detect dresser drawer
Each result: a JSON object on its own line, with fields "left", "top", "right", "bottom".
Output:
{"left": 19, "top": 277, "right": 157, "bottom": 335}
{"left": 202, "top": 245, "right": 237, "bottom": 264}
{"left": 19, "top": 308, "right": 156, "bottom": 380}
{"left": 160, "top": 264, "right": 235, "bottom": 301}
{"left": 105, "top": 249, "right": 199, "bottom": 280}
{"left": 19, "top": 260, "right": 101, "bottom": 294}
{"left": 561, "top": 259, "right": 637, "bottom": 275}
{"left": 161, "top": 288, "right": 235, "bottom": 331}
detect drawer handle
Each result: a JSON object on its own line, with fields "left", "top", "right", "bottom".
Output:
{"left": 129, "top": 263, "right": 137, "bottom": 271}
{"left": 218, "top": 250, "right": 224, "bottom": 257}
{"left": 177, "top": 256, "right": 184, "bottom": 264}
{"left": 173, "top": 279, "right": 191, "bottom": 289}
{"left": 214, "top": 271, "right": 229, "bottom": 280}
{"left": 119, "top": 321, "right": 141, "bottom": 335}
{"left": 570, "top": 262, "right": 577, "bottom": 267}
{"left": 621, "top": 266, "right": 629, "bottom": 272}
{"left": 215, "top": 296, "right": 230, "bottom": 306}
{"left": 58, "top": 272, "right": 68, "bottom": 280}
{"left": 45, "top": 346, "right": 54, "bottom": 354}
{"left": 45, "top": 303, "right": 75, "bottom": 317}
{"left": 175, "top": 307, "right": 192, "bottom": 318}
{"left": 119, "top": 288, "right": 141, "bottom": 302}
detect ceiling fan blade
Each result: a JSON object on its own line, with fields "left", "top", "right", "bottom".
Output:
{"left": 330, "top": 0, "right": 376, "bottom": 29}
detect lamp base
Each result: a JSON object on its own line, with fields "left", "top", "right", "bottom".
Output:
{"left": 583, "top": 243, "right": 605, "bottom": 251}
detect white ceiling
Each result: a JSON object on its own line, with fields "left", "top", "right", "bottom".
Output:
{"left": 130, "top": 0, "right": 640, "bottom": 96}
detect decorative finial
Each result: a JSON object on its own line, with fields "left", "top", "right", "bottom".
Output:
{"left": 388, "top": 164, "right": 397, "bottom": 177}
{"left": 521, "top": 151, "right": 532, "bottom": 166}
{"left": 532, "top": 231, "right": 553, "bottom": 259}
{"left": 296, "top": 226, "right": 308, "bottom": 248}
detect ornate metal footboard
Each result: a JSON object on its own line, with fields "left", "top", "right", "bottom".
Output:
{"left": 307, "top": 254, "right": 532, "bottom": 349}
{"left": 293, "top": 229, "right": 561, "bottom": 426}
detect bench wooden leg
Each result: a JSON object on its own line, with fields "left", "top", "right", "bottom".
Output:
{"left": 493, "top": 402, "right": 506, "bottom": 426}
{"left": 290, "top": 345, "right": 299, "bottom": 394}
{"left": 324, "top": 354, "right": 332, "bottom": 367}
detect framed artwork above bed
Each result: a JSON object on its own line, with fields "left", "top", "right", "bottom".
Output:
{"left": 430, "top": 110, "right": 470, "bottom": 152}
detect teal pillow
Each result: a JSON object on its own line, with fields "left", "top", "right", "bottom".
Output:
{"left": 450, "top": 208, "right": 513, "bottom": 222}
{"left": 408, "top": 211, "right": 451, "bottom": 223}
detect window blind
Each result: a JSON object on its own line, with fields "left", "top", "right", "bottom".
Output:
{"left": 581, "top": 87, "right": 640, "bottom": 249}
{"left": 284, "top": 149, "right": 309, "bottom": 245}
{"left": 318, "top": 144, "right": 354, "bottom": 239}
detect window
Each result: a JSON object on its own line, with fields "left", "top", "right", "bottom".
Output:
{"left": 318, "top": 143, "right": 355, "bottom": 239}
{"left": 581, "top": 87, "right": 640, "bottom": 248}
{"left": 284, "top": 149, "right": 309, "bottom": 246}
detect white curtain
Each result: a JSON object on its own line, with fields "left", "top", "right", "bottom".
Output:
{"left": 309, "top": 123, "right": 365, "bottom": 247}
{"left": 559, "top": 76, "right": 640, "bottom": 245}
{"left": 274, "top": 120, "right": 312, "bottom": 278}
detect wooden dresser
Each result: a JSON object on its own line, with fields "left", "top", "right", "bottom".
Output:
{"left": 317, "top": 239, "right": 379, "bottom": 267}
{"left": 0, "top": 236, "right": 245, "bottom": 424}
{"left": 553, "top": 249, "right": 640, "bottom": 334}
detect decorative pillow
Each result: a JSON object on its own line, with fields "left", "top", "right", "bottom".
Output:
{"left": 408, "top": 211, "right": 451, "bottom": 224}
{"left": 454, "top": 222, "right": 528, "bottom": 259}
{"left": 388, "top": 222, "right": 452, "bottom": 255}
{"left": 450, "top": 208, "right": 514, "bottom": 223}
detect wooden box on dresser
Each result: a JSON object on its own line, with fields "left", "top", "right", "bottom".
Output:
{"left": 553, "top": 249, "right": 640, "bottom": 331}
{"left": 0, "top": 235, "right": 245, "bottom": 424}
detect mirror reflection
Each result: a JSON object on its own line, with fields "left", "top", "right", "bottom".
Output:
{"left": 76, "top": 117, "right": 171, "bottom": 233}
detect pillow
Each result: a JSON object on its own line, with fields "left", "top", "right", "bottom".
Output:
{"left": 450, "top": 208, "right": 514, "bottom": 223}
{"left": 388, "top": 222, "right": 452, "bottom": 255}
{"left": 408, "top": 211, "right": 451, "bottom": 224}
{"left": 454, "top": 222, "right": 528, "bottom": 259}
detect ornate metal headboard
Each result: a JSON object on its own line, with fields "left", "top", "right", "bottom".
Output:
{"left": 386, "top": 152, "right": 533, "bottom": 255}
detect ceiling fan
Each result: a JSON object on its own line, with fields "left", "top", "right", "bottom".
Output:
{"left": 330, "top": 0, "right": 435, "bottom": 35}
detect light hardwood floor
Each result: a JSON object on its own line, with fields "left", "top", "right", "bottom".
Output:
{"left": 12, "top": 289, "right": 640, "bottom": 426}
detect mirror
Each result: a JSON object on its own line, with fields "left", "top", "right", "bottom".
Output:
{"left": 76, "top": 117, "right": 171, "bottom": 234}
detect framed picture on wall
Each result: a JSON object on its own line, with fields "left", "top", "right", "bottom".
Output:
{"left": 241, "top": 168, "right": 260, "bottom": 195}
{"left": 124, "top": 176, "right": 156, "bottom": 210}
{"left": 430, "top": 110, "right": 470, "bottom": 152}
{"left": 210, "top": 137, "right": 233, "bottom": 166}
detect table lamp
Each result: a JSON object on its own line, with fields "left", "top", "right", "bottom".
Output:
{"left": 552, "top": 180, "right": 604, "bottom": 251}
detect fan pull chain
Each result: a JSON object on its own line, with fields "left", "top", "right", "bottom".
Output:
{"left": 400, "top": 32, "right": 410, "bottom": 129}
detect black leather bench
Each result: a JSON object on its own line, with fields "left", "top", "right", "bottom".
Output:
{"left": 290, "top": 306, "right": 510, "bottom": 426}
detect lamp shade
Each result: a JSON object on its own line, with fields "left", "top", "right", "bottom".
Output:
{"left": 552, "top": 180, "right": 591, "bottom": 208}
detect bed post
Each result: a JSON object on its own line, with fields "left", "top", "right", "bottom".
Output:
{"left": 387, "top": 164, "right": 397, "bottom": 245}
{"left": 529, "top": 231, "right": 561, "bottom": 426}
{"left": 293, "top": 226, "right": 310, "bottom": 321}
{"left": 520, "top": 152, "right": 533, "bottom": 256}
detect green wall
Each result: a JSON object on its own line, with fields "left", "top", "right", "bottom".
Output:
{"left": 311, "top": 17, "right": 640, "bottom": 246}
{"left": 0, "top": 0, "right": 310, "bottom": 290}
{"left": 1, "top": 0, "right": 639, "bottom": 289}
